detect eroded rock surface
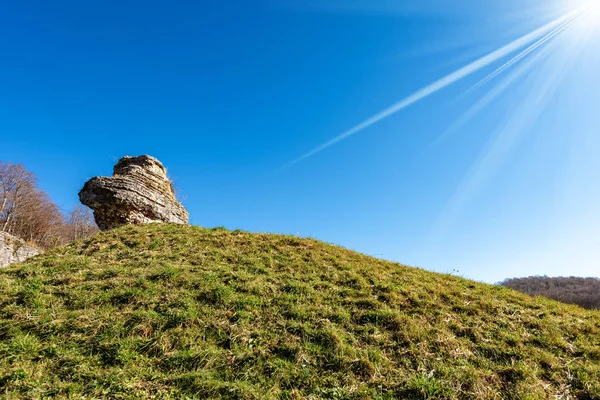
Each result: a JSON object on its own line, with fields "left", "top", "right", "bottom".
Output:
{"left": 79, "top": 155, "right": 188, "bottom": 230}
{"left": 0, "top": 232, "right": 40, "bottom": 268}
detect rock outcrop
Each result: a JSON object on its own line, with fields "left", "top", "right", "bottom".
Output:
{"left": 0, "top": 232, "right": 40, "bottom": 268}
{"left": 79, "top": 155, "right": 188, "bottom": 230}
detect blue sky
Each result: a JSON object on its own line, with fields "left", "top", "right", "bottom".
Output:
{"left": 1, "top": 0, "right": 599, "bottom": 283}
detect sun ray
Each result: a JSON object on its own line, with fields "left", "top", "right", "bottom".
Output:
{"left": 429, "top": 24, "right": 590, "bottom": 244}
{"left": 460, "top": 15, "right": 578, "bottom": 98}
{"left": 435, "top": 18, "right": 578, "bottom": 144}
{"left": 278, "top": 8, "right": 585, "bottom": 171}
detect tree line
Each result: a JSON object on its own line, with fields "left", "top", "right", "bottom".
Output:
{"left": 501, "top": 276, "right": 600, "bottom": 310}
{"left": 1, "top": 161, "right": 98, "bottom": 249}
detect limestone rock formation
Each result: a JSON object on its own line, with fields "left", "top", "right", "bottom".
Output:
{"left": 0, "top": 232, "right": 40, "bottom": 268}
{"left": 79, "top": 155, "right": 189, "bottom": 230}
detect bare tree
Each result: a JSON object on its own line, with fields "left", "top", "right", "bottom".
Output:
{"left": 501, "top": 276, "right": 600, "bottom": 310}
{"left": 0, "top": 162, "right": 37, "bottom": 233}
{"left": 64, "top": 205, "right": 98, "bottom": 241}
{"left": 19, "top": 190, "right": 64, "bottom": 248}
{"left": 1, "top": 161, "right": 99, "bottom": 249}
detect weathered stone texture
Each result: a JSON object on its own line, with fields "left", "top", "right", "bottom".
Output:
{"left": 79, "top": 155, "right": 189, "bottom": 230}
{"left": 0, "top": 232, "right": 40, "bottom": 268}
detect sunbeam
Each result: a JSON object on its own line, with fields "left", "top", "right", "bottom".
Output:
{"left": 278, "top": 8, "right": 584, "bottom": 170}
{"left": 434, "top": 28, "right": 568, "bottom": 145}
{"left": 429, "top": 23, "right": 590, "bottom": 245}
{"left": 435, "top": 15, "right": 579, "bottom": 144}
{"left": 461, "top": 15, "right": 578, "bottom": 97}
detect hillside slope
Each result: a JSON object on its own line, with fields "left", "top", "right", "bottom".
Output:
{"left": 0, "top": 224, "right": 598, "bottom": 399}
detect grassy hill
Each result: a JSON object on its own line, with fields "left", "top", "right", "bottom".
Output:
{"left": 0, "top": 224, "right": 599, "bottom": 399}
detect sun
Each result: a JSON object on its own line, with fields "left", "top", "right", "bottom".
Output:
{"left": 560, "top": 0, "right": 600, "bottom": 37}
{"left": 587, "top": 1, "right": 600, "bottom": 20}
{"left": 566, "top": 0, "right": 598, "bottom": 9}
{"left": 566, "top": 0, "right": 600, "bottom": 21}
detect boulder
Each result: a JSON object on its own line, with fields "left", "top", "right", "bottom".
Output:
{"left": 0, "top": 232, "right": 40, "bottom": 268}
{"left": 79, "top": 155, "right": 189, "bottom": 230}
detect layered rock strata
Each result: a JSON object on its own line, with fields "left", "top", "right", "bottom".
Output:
{"left": 79, "top": 155, "right": 188, "bottom": 230}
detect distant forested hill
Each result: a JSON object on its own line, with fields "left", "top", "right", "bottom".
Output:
{"left": 501, "top": 276, "right": 600, "bottom": 310}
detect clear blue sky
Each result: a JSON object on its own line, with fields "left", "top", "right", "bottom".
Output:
{"left": 1, "top": 0, "right": 599, "bottom": 283}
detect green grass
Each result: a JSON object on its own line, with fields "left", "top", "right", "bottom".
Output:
{"left": 0, "top": 224, "right": 599, "bottom": 399}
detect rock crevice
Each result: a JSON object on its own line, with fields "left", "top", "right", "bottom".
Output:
{"left": 79, "top": 155, "right": 188, "bottom": 230}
